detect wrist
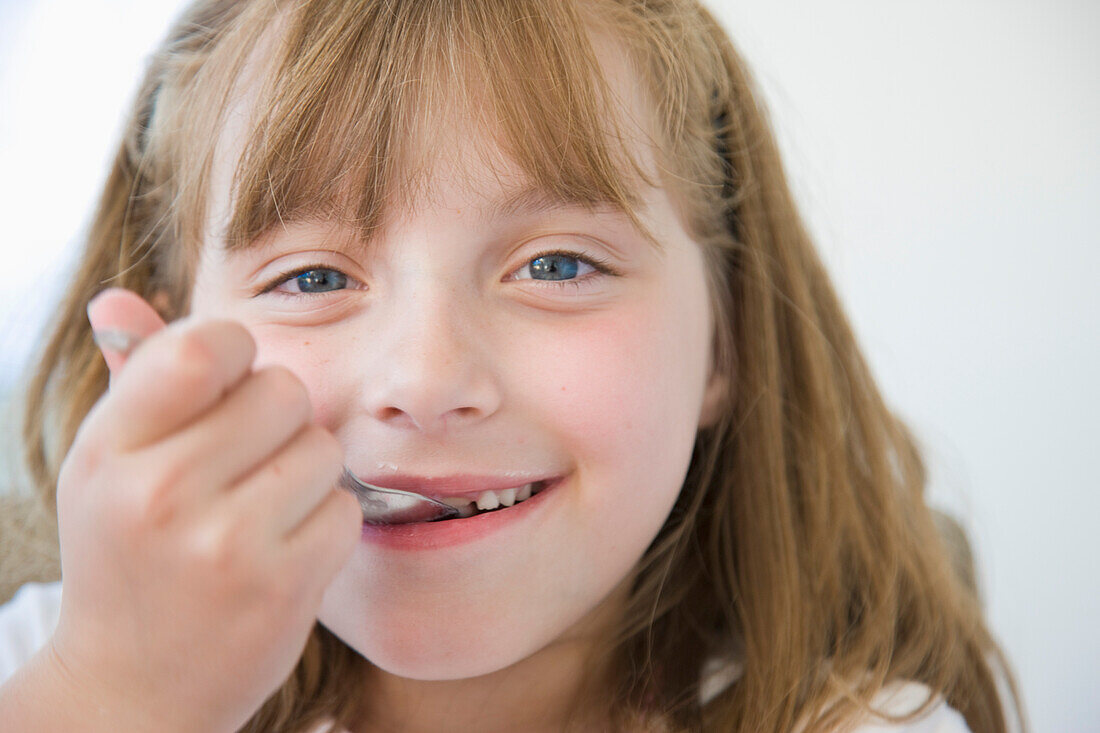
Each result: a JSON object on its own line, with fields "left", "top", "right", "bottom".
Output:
{"left": 3, "top": 639, "right": 209, "bottom": 733}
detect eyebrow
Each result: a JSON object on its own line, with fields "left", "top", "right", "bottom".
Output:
{"left": 481, "top": 182, "right": 662, "bottom": 252}
{"left": 484, "top": 183, "right": 635, "bottom": 222}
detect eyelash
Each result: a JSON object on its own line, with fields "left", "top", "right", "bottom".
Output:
{"left": 256, "top": 249, "right": 619, "bottom": 297}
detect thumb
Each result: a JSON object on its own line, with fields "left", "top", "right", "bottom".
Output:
{"left": 87, "top": 288, "right": 168, "bottom": 378}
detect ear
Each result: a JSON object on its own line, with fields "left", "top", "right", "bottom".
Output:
{"left": 697, "top": 363, "right": 731, "bottom": 429}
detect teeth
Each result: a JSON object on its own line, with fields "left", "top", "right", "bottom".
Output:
{"left": 435, "top": 482, "right": 542, "bottom": 520}
{"left": 476, "top": 490, "right": 500, "bottom": 510}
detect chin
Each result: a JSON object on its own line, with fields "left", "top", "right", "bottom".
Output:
{"left": 328, "top": 615, "right": 555, "bottom": 681}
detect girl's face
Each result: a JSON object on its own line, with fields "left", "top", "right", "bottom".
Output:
{"left": 189, "top": 45, "right": 725, "bottom": 683}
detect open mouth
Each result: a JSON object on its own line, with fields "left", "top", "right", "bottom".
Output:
{"left": 431, "top": 480, "right": 552, "bottom": 521}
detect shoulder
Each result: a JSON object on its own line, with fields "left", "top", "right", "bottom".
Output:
{"left": 0, "top": 581, "right": 63, "bottom": 685}
{"left": 853, "top": 680, "right": 971, "bottom": 733}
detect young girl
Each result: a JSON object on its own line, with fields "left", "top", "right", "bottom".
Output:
{"left": 0, "top": 0, "right": 1023, "bottom": 730}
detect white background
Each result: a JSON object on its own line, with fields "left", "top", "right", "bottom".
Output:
{"left": 1, "top": 1, "right": 1096, "bottom": 730}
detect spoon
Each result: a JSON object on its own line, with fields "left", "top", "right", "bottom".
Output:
{"left": 340, "top": 470, "right": 460, "bottom": 525}
{"left": 92, "top": 328, "right": 460, "bottom": 526}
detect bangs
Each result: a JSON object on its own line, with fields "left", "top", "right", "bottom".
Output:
{"left": 195, "top": 0, "right": 661, "bottom": 251}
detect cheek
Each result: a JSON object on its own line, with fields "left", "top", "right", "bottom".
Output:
{"left": 515, "top": 298, "right": 708, "bottom": 504}
{"left": 531, "top": 319, "right": 653, "bottom": 437}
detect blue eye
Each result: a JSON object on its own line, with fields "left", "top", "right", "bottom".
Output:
{"left": 528, "top": 253, "right": 583, "bottom": 280}
{"left": 293, "top": 268, "right": 347, "bottom": 293}
{"left": 264, "top": 266, "right": 351, "bottom": 296}
{"left": 513, "top": 250, "right": 614, "bottom": 287}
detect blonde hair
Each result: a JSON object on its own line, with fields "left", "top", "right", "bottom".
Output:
{"left": 8, "top": 1, "right": 1022, "bottom": 731}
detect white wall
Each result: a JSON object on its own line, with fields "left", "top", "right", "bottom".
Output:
{"left": 1, "top": 1, "right": 1096, "bottom": 730}
{"left": 704, "top": 3, "right": 1099, "bottom": 731}
{"left": 0, "top": 0, "right": 187, "bottom": 381}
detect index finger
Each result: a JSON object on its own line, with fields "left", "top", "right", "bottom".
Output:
{"left": 88, "top": 317, "right": 257, "bottom": 451}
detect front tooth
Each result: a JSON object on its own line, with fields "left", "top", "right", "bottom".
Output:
{"left": 499, "top": 488, "right": 516, "bottom": 507}
{"left": 457, "top": 503, "right": 477, "bottom": 518}
{"left": 516, "top": 483, "right": 532, "bottom": 502}
{"left": 440, "top": 496, "right": 474, "bottom": 510}
{"left": 476, "top": 490, "right": 500, "bottom": 510}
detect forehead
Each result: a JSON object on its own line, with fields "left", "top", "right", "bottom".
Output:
{"left": 198, "top": 2, "right": 670, "bottom": 254}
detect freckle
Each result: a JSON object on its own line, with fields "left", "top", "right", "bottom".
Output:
{"left": 303, "top": 341, "right": 311, "bottom": 346}
{"left": 561, "top": 386, "right": 567, "bottom": 391}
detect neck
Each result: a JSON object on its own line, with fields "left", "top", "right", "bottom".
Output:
{"left": 356, "top": 641, "right": 605, "bottom": 733}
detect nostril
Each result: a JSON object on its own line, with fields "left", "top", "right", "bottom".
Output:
{"left": 362, "top": 365, "right": 501, "bottom": 432}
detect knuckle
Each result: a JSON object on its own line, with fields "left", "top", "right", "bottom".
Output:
{"left": 188, "top": 522, "right": 245, "bottom": 575}
{"left": 124, "top": 463, "right": 186, "bottom": 531}
{"left": 112, "top": 490, "right": 168, "bottom": 543}
{"left": 165, "top": 329, "right": 221, "bottom": 392}
{"left": 334, "top": 490, "right": 364, "bottom": 537}
{"left": 316, "top": 493, "right": 362, "bottom": 569}
{"left": 321, "top": 488, "right": 359, "bottom": 531}
{"left": 257, "top": 366, "right": 312, "bottom": 422}
{"left": 304, "top": 427, "right": 343, "bottom": 473}
{"left": 220, "top": 319, "right": 256, "bottom": 352}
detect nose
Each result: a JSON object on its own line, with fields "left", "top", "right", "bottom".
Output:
{"left": 358, "top": 284, "right": 501, "bottom": 435}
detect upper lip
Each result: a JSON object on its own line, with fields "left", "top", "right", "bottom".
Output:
{"left": 358, "top": 473, "right": 558, "bottom": 498}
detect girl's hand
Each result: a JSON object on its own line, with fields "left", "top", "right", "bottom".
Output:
{"left": 45, "top": 288, "right": 362, "bottom": 732}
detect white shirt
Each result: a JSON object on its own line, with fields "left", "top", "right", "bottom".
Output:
{"left": 0, "top": 581, "right": 971, "bottom": 732}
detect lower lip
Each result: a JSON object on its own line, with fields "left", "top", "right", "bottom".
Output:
{"left": 359, "top": 476, "right": 565, "bottom": 551}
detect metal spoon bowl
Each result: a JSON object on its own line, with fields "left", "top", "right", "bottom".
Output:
{"left": 340, "top": 470, "right": 460, "bottom": 525}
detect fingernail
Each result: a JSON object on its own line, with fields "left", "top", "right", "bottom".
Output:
{"left": 92, "top": 329, "right": 142, "bottom": 358}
